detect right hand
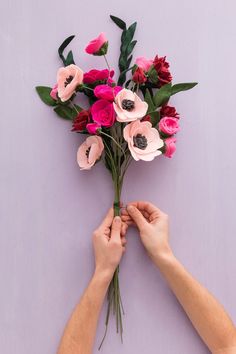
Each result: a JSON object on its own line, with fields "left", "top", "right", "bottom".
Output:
{"left": 121, "top": 201, "right": 172, "bottom": 264}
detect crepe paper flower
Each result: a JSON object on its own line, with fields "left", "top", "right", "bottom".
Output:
{"left": 94, "top": 85, "right": 122, "bottom": 101}
{"left": 50, "top": 84, "right": 58, "bottom": 100}
{"left": 164, "top": 137, "right": 177, "bottom": 158}
{"left": 132, "top": 67, "right": 147, "bottom": 84}
{"left": 77, "top": 136, "right": 104, "bottom": 170}
{"left": 135, "top": 57, "right": 153, "bottom": 72}
{"left": 159, "top": 117, "right": 180, "bottom": 136}
{"left": 124, "top": 120, "right": 164, "bottom": 161}
{"left": 83, "top": 69, "right": 114, "bottom": 84}
{"left": 57, "top": 64, "right": 83, "bottom": 102}
{"left": 72, "top": 110, "right": 90, "bottom": 132}
{"left": 113, "top": 88, "right": 148, "bottom": 123}
{"left": 85, "top": 32, "right": 108, "bottom": 55}
{"left": 153, "top": 55, "right": 172, "bottom": 87}
{"left": 160, "top": 105, "right": 179, "bottom": 118}
{"left": 91, "top": 99, "right": 116, "bottom": 127}
{"left": 141, "top": 114, "right": 151, "bottom": 122}
{"left": 86, "top": 122, "right": 101, "bottom": 134}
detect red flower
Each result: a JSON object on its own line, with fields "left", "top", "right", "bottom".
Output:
{"left": 160, "top": 105, "right": 179, "bottom": 119}
{"left": 83, "top": 69, "right": 114, "bottom": 84}
{"left": 132, "top": 67, "right": 147, "bottom": 84}
{"left": 141, "top": 114, "right": 151, "bottom": 122}
{"left": 72, "top": 110, "right": 90, "bottom": 132}
{"left": 153, "top": 55, "right": 172, "bottom": 87}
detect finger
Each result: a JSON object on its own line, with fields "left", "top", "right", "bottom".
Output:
{"left": 121, "top": 237, "right": 127, "bottom": 246}
{"left": 99, "top": 207, "right": 114, "bottom": 230}
{"left": 128, "top": 201, "right": 163, "bottom": 217}
{"left": 121, "top": 222, "right": 128, "bottom": 236}
{"left": 110, "top": 216, "right": 122, "bottom": 242}
{"left": 127, "top": 205, "right": 147, "bottom": 230}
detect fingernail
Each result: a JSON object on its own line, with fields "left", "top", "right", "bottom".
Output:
{"left": 114, "top": 216, "right": 121, "bottom": 223}
{"left": 127, "top": 205, "right": 134, "bottom": 211}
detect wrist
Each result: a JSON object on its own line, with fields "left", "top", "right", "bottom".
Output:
{"left": 93, "top": 267, "right": 114, "bottom": 285}
{"left": 152, "top": 246, "right": 175, "bottom": 268}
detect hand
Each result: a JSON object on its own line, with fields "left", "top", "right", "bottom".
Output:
{"left": 93, "top": 208, "right": 127, "bottom": 281}
{"left": 121, "top": 201, "right": 172, "bottom": 265}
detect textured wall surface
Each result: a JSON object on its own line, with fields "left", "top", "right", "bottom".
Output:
{"left": 1, "top": 1, "right": 236, "bottom": 353}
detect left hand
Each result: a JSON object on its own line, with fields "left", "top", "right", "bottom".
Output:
{"left": 93, "top": 208, "right": 127, "bottom": 281}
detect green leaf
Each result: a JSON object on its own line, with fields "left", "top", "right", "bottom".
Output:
{"left": 58, "top": 35, "right": 75, "bottom": 66}
{"left": 153, "top": 83, "right": 172, "bottom": 107}
{"left": 53, "top": 105, "right": 77, "bottom": 120}
{"left": 126, "top": 22, "right": 137, "bottom": 43}
{"left": 127, "top": 40, "right": 137, "bottom": 56}
{"left": 35, "top": 86, "right": 57, "bottom": 106}
{"left": 74, "top": 104, "right": 83, "bottom": 113}
{"left": 110, "top": 15, "right": 126, "bottom": 30}
{"left": 147, "top": 65, "right": 158, "bottom": 84}
{"left": 149, "top": 111, "right": 160, "bottom": 127}
{"left": 65, "top": 50, "right": 75, "bottom": 66}
{"left": 145, "top": 90, "right": 155, "bottom": 113}
{"left": 171, "top": 82, "right": 198, "bottom": 96}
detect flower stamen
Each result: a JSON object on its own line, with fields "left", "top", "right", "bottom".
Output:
{"left": 121, "top": 99, "right": 135, "bottom": 111}
{"left": 133, "top": 133, "right": 148, "bottom": 150}
{"left": 64, "top": 75, "right": 74, "bottom": 87}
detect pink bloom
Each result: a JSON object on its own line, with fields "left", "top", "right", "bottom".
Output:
{"left": 113, "top": 88, "right": 148, "bottom": 123}
{"left": 132, "top": 67, "right": 147, "bottom": 84}
{"left": 164, "top": 137, "right": 176, "bottom": 158}
{"left": 86, "top": 122, "right": 101, "bottom": 134}
{"left": 50, "top": 84, "right": 58, "bottom": 100}
{"left": 135, "top": 57, "right": 153, "bottom": 72}
{"left": 83, "top": 69, "right": 114, "bottom": 84}
{"left": 159, "top": 117, "right": 180, "bottom": 135}
{"left": 57, "top": 64, "right": 83, "bottom": 102}
{"left": 85, "top": 32, "right": 108, "bottom": 55}
{"left": 77, "top": 136, "right": 104, "bottom": 170}
{"left": 91, "top": 99, "right": 115, "bottom": 127}
{"left": 124, "top": 120, "right": 164, "bottom": 161}
{"left": 94, "top": 85, "right": 122, "bottom": 101}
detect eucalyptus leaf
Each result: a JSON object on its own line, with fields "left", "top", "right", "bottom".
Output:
{"left": 35, "top": 86, "right": 57, "bottom": 106}
{"left": 153, "top": 83, "right": 172, "bottom": 107}
{"left": 171, "top": 82, "right": 198, "bottom": 95}
{"left": 145, "top": 90, "right": 155, "bottom": 112}
{"left": 58, "top": 35, "right": 75, "bottom": 66}
{"left": 149, "top": 111, "right": 160, "bottom": 127}
{"left": 54, "top": 105, "right": 77, "bottom": 120}
{"left": 110, "top": 15, "right": 126, "bottom": 30}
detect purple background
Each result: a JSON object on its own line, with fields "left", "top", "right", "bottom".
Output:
{"left": 1, "top": 1, "right": 236, "bottom": 353}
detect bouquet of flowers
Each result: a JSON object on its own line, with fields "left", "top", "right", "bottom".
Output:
{"left": 36, "top": 15, "right": 197, "bottom": 346}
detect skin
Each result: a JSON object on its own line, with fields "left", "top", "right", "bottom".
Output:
{"left": 57, "top": 201, "right": 236, "bottom": 354}
{"left": 121, "top": 202, "right": 236, "bottom": 354}
{"left": 57, "top": 208, "right": 127, "bottom": 354}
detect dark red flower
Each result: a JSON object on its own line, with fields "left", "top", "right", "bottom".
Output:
{"left": 132, "top": 67, "right": 147, "bottom": 84}
{"left": 141, "top": 114, "right": 151, "bottom": 122}
{"left": 83, "top": 69, "right": 114, "bottom": 84}
{"left": 153, "top": 55, "right": 172, "bottom": 87}
{"left": 72, "top": 110, "right": 90, "bottom": 132}
{"left": 160, "top": 105, "right": 179, "bottom": 119}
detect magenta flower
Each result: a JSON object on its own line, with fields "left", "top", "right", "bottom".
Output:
{"left": 83, "top": 69, "right": 114, "bottom": 84}
{"left": 113, "top": 88, "right": 148, "bottom": 123}
{"left": 57, "top": 64, "right": 83, "bottom": 102}
{"left": 164, "top": 137, "right": 177, "bottom": 158}
{"left": 91, "top": 99, "right": 116, "bottom": 127}
{"left": 159, "top": 117, "right": 180, "bottom": 136}
{"left": 50, "top": 84, "right": 58, "bottom": 100}
{"left": 94, "top": 85, "right": 122, "bottom": 101}
{"left": 77, "top": 136, "right": 104, "bottom": 170}
{"left": 85, "top": 32, "right": 108, "bottom": 55}
{"left": 86, "top": 122, "right": 101, "bottom": 134}
{"left": 124, "top": 120, "right": 164, "bottom": 161}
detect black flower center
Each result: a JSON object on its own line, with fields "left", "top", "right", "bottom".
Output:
{"left": 121, "top": 99, "right": 135, "bottom": 111}
{"left": 133, "top": 134, "right": 148, "bottom": 150}
{"left": 64, "top": 75, "right": 74, "bottom": 87}
{"left": 86, "top": 147, "right": 91, "bottom": 158}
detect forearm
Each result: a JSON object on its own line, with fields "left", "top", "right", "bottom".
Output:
{"left": 57, "top": 271, "right": 111, "bottom": 354}
{"left": 154, "top": 253, "right": 236, "bottom": 353}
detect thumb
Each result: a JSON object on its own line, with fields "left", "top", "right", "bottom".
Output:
{"left": 127, "top": 205, "right": 147, "bottom": 230}
{"left": 110, "top": 216, "right": 122, "bottom": 242}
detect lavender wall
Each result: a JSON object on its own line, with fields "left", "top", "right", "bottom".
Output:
{"left": 1, "top": 1, "right": 236, "bottom": 353}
